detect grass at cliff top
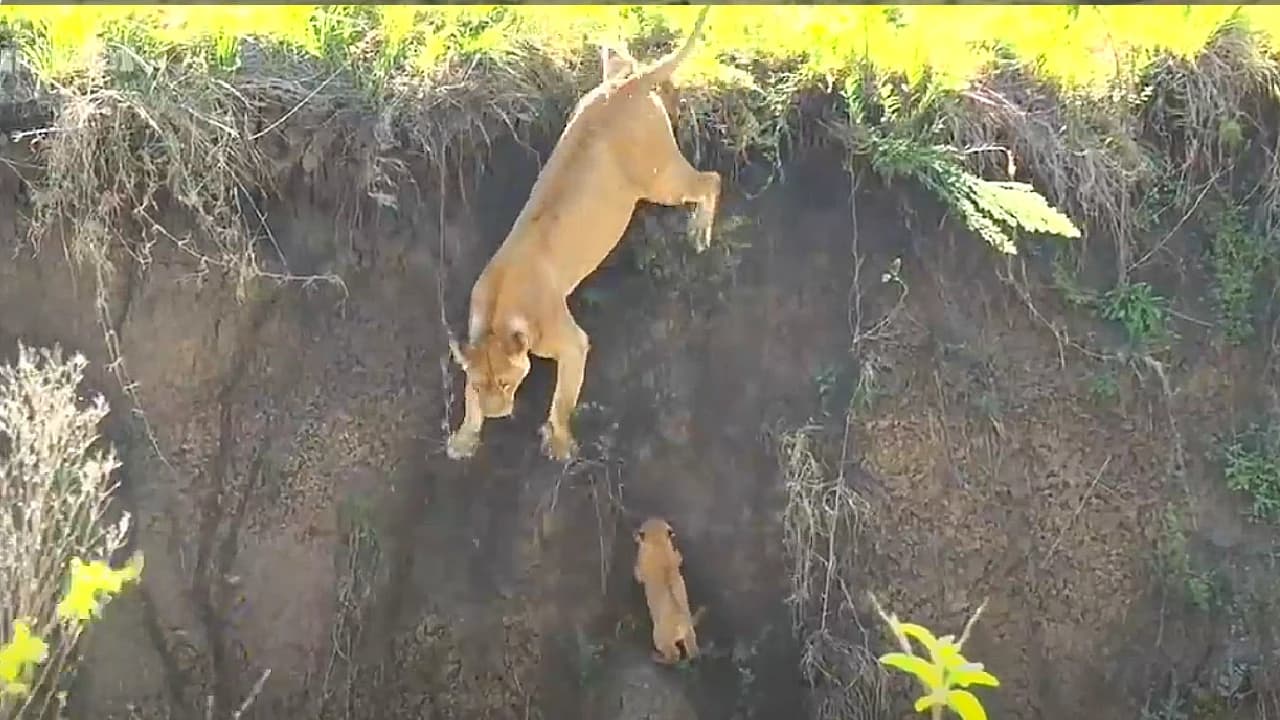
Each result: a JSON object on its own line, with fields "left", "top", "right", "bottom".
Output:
{"left": 3, "top": 4, "right": 1279, "bottom": 278}
{"left": 2, "top": 5, "right": 1279, "bottom": 95}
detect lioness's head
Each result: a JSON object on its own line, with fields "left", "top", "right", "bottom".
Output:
{"left": 449, "top": 328, "right": 531, "bottom": 418}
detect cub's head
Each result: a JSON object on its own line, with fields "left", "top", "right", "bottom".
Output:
{"left": 634, "top": 516, "right": 677, "bottom": 552}
{"left": 449, "top": 328, "right": 531, "bottom": 418}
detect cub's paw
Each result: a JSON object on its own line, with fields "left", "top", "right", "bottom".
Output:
{"left": 445, "top": 429, "right": 480, "bottom": 460}
{"left": 539, "top": 422, "right": 578, "bottom": 462}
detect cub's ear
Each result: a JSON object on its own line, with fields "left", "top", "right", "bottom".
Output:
{"left": 634, "top": 528, "right": 645, "bottom": 544}
{"left": 448, "top": 339, "right": 469, "bottom": 371}
{"left": 502, "top": 327, "right": 530, "bottom": 357}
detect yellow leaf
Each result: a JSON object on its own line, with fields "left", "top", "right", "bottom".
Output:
{"left": 878, "top": 652, "right": 944, "bottom": 690}
{"left": 914, "top": 690, "right": 946, "bottom": 713}
{"left": 0, "top": 619, "right": 49, "bottom": 697}
{"left": 935, "top": 640, "right": 966, "bottom": 669}
{"left": 56, "top": 554, "right": 145, "bottom": 623}
{"left": 948, "top": 689, "right": 989, "bottom": 720}
{"left": 951, "top": 664, "right": 1001, "bottom": 688}
{"left": 897, "top": 622, "right": 943, "bottom": 659}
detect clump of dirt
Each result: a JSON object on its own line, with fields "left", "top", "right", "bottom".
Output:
{"left": 3, "top": 20, "right": 1280, "bottom": 720}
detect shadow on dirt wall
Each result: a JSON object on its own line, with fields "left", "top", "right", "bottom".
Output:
{"left": 1, "top": 123, "right": 1279, "bottom": 720}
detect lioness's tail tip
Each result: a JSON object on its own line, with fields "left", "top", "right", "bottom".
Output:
{"left": 693, "top": 6, "right": 710, "bottom": 33}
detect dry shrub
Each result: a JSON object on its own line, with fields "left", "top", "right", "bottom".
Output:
{"left": 383, "top": 39, "right": 581, "bottom": 198}
{"left": 1143, "top": 20, "right": 1279, "bottom": 198}
{"left": 26, "top": 45, "right": 359, "bottom": 302}
{"left": 778, "top": 423, "right": 891, "bottom": 720}
{"left": 16, "top": 15, "right": 795, "bottom": 315}
{"left": 22, "top": 32, "right": 605, "bottom": 302}
{"left": 0, "top": 343, "right": 127, "bottom": 720}
{"left": 948, "top": 68, "right": 1153, "bottom": 274}
{"left": 949, "top": 20, "right": 1280, "bottom": 280}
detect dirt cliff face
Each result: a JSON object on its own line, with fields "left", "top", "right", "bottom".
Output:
{"left": 0, "top": 119, "right": 1276, "bottom": 719}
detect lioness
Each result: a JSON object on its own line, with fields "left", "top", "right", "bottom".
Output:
{"left": 634, "top": 516, "right": 702, "bottom": 665}
{"left": 446, "top": 6, "right": 720, "bottom": 462}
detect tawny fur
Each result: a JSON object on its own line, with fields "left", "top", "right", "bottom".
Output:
{"left": 446, "top": 6, "right": 719, "bottom": 462}
{"left": 600, "top": 43, "right": 681, "bottom": 126}
{"left": 633, "top": 517, "right": 702, "bottom": 665}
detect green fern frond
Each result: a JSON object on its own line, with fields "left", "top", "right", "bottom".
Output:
{"left": 866, "top": 129, "right": 1082, "bottom": 255}
{"left": 972, "top": 181, "right": 1083, "bottom": 239}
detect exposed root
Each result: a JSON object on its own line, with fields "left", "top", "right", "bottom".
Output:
{"left": 778, "top": 422, "right": 889, "bottom": 720}
{"left": 316, "top": 502, "right": 381, "bottom": 720}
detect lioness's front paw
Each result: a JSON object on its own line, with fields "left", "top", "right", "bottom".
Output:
{"left": 445, "top": 429, "right": 480, "bottom": 460}
{"left": 687, "top": 221, "right": 710, "bottom": 254}
{"left": 539, "top": 423, "right": 578, "bottom": 462}
{"left": 651, "top": 649, "right": 679, "bottom": 666}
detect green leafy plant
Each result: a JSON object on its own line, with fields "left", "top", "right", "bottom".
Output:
{"left": 1223, "top": 423, "right": 1280, "bottom": 523}
{"left": 1050, "top": 251, "right": 1098, "bottom": 308}
{"left": 1154, "top": 505, "right": 1221, "bottom": 612}
{"left": 870, "top": 594, "right": 999, "bottom": 720}
{"left": 1087, "top": 371, "right": 1120, "bottom": 404}
{"left": 1207, "top": 205, "right": 1271, "bottom": 345}
{"left": 1100, "top": 281, "right": 1171, "bottom": 348}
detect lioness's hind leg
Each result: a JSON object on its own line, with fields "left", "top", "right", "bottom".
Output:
{"left": 643, "top": 158, "right": 721, "bottom": 253}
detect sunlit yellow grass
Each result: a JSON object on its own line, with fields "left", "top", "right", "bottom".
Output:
{"left": 1, "top": 5, "right": 1276, "bottom": 95}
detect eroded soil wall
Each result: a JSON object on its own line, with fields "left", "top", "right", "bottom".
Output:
{"left": 0, "top": 126, "right": 1275, "bottom": 720}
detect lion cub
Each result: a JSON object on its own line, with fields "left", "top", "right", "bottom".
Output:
{"left": 634, "top": 516, "right": 701, "bottom": 665}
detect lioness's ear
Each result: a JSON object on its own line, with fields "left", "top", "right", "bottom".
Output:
{"left": 448, "top": 338, "right": 469, "bottom": 370}
{"left": 503, "top": 328, "right": 530, "bottom": 356}
{"left": 634, "top": 529, "right": 644, "bottom": 544}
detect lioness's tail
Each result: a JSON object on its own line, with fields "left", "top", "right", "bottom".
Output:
{"left": 610, "top": 6, "right": 710, "bottom": 101}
